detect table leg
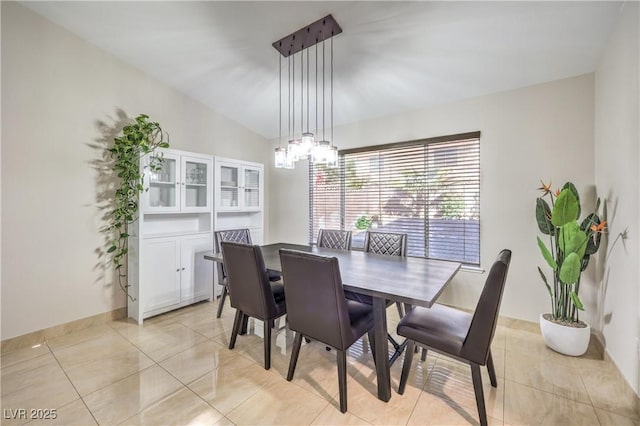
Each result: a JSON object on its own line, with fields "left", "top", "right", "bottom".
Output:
{"left": 373, "top": 297, "right": 391, "bottom": 402}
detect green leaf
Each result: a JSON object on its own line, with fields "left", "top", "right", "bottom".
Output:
{"left": 559, "top": 252, "right": 581, "bottom": 284}
{"left": 120, "top": 232, "right": 129, "bottom": 238}
{"left": 107, "top": 245, "right": 117, "bottom": 253}
{"left": 552, "top": 189, "right": 579, "bottom": 226}
{"left": 558, "top": 221, "right": 588, "bottom": 258}
{"left": 562, "top": 182, "right": 581, "bottom": 219}
{"left": 537, "top": 237, "right": 557, "bottom": 270}
{"left": 536, "top": 198, "right": 555, "bottom": 235}
{"left": 569, "top": 290, "right": 584, "bottom": 310}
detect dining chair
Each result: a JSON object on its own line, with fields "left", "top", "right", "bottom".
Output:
{"left": 221, "top": 241, "right": 287, "bottom": 370}
{"left": 397, "top": 249, "right": 512, "bottom": 426}
{"left": 279, "top": 249, "right": 376, "bottom": 413}
{"left": 363, "top": 231, "right": 407, "bottom": 257}
{"left": 214, "top": 228, "right": 281, "bottom": 318}
{"left": 317, "top": 229, "right": 352, "bottom": 250}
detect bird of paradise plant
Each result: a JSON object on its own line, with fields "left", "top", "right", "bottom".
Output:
{"left": 536, "top": 181, "right": 606, "bottom": 324}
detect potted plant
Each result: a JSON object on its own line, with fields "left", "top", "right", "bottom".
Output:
{"left": 105, "top": 114, "right": 169, "bottom": 299}
{"left": 535, "top": 180, "right": 606, "bottom": 356}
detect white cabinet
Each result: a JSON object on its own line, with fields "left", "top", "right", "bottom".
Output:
{"left": 215, "top": 159, "right": 263, "bottom": 211}
{"left": 143, "top": 149, "right": 213, "bottom": 213}
{"left": 213, "top": 157, "right": 265, "bottom": 297}
{"left": 142, "top": 237, "right": 181, "bottom": 312}
{"left": 179, "top": 234, "right": 212, "bottom": 301}
{"left": 140, "top": 234, "right": 211, "bottom": 318}
{"left": 128, "top": 148, "right": 214, "bottom": 324}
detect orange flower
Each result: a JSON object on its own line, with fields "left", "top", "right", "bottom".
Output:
{"left": 591, "top": 221, "right": 607, "bottom": 234}
{"left": 538, "top": 180, "right": 552, "bottom": 195}
{"left": 553, "top": 188, "right": 561, "bottom": 197}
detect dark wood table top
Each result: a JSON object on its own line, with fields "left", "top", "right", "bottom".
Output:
{"left": 204, "top": 242, "right": 461, "bottom": 308}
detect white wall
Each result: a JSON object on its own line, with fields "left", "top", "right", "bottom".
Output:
{"left": 1, "top": 3, "right": 269, "bottom": 340}
{"left": 270, "top": 74, "right": 596, "bottom": 325}
{"left": 594, "top": 1, "right": 639, "bottom": 394}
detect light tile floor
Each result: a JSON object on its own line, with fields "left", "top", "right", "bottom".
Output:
{"left": 1, "top": 300, "right": 639, "bottom": 425}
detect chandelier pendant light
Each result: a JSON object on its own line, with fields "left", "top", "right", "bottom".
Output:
{"left": 273, "top": 15, "right": 341, "bottom": 169}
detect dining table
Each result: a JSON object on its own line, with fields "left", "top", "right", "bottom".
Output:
{"left": 204, "top": 242, "right": 461, "bottom": 402}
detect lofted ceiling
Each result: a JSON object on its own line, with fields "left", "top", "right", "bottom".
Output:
{"left": 22, "top": 1, "right": 622, "bottom": 139}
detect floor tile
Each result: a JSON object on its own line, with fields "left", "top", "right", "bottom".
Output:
{"left": 55, "top": 343, "right": 154, "bottom": 396}
{"left": 579, "top": 364, "right": 640, "bottom": 420}
{"left": 189, "top": 357, "right": 279, "bottom": 414}
{"left": 46, "top": 324, "right": 117, "bottom": 351}
{"left": 0, "top": 354, "right": 78, "bottom": 423}
{"left": 51, "top": 330, "right": 140, "bottom": 367}
{"left": 25, "top": 399, "right": 97, "bottom": 426}
{"left": 342, "top": 367, "right": 421, "bottom": 425}
{"left": 423, "top": 358, "right": 504, "bottom": 421}
{"left": 595, "top": 408, "right": 640, "bottom": 425}
{"left": 119, "top": 387, "right": 225, "bottom": 425}
{"left": 83, "top": 364, "right": 183, "bottom": 425}
{"left": 159, "top": 340, "right": 238, "bottom": 385}
{"left": 0, "top": 343, "right": 51, "bottom": 369}
{"left": 311, "top": 403, "right": 373, "bottom": 425}
{"left": 116, "top": 321, "right": 208, "bottom": 362}
{"left": 226, "top": 380, "right": 329, "bottom": 425}
{"left": 503, "top": 380, "right": 600, "bottom": 425}
{"left": 408, "top": 390, "right": 503, "bottom": 425}
{"left": 504, "top": 349, "right": 591, "bottom": 403}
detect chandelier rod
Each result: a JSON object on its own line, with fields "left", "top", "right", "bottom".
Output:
{"left": 278, "top": 54, "right": 282, "bottom": 148}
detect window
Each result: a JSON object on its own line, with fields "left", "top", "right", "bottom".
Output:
{"left": 309, "top": 132, "right": 480, "bottom": 265}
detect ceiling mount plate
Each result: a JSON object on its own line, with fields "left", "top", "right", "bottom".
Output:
{"left": 272, "top": 14, "right": 342, "bottom": 58}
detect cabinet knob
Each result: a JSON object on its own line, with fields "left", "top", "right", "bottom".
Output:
{"left": 181, "top": 267, "right": 185, "bottom": 271}
{"left": 176, "top": 269, "right": 180, "bottom": 272}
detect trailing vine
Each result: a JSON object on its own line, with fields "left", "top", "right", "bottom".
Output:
{"left": 106, "top": 114, "right": 169, "bottom": 299}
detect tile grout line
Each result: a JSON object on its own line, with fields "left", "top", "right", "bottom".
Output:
{"left": 404, "top": 349, "right": 438, "bottom": 425}
{"left": 44, "top": 341, "right": 100, "bottom": 426}
{"left": 573, "top": 357, "right": 604, "bottom": 425}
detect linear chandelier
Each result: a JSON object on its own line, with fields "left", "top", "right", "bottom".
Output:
{"left": 273, "top": 15, "right": 342, "bottom": 169}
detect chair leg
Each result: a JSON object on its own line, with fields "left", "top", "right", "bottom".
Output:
{"left": 471, "top": 363, "right": 488, "bottom": 426}
{"left": 263, "top": 321, "right": 272, "bottom": 370}
{"left": 216, "top": 286, "right": 228, "bottom": 318}
{"left": 337, "top": 349, "right": 348, "bottom": 413}
{"left": 229, "top": 309, "right": 243, "bottom": 350}
{"left": 398, "top": 340, "right": 415, "bottom": 395}
{"left": 421, "top": 347, "right": 428, "bottom": 362}
{"left": 367, "top": 328, "right": 378, "bottom": 368}
{"left": 487, "top": 350, "right": 498, "bottom": 387}
{"left": 387, "top": 334, "right": 401, "bottom": 351}
{"left": 240, "top": 313, "right": 249, "bottom": 335}
{"left": 287, "top": 332, "right": 303, "bottom": 381}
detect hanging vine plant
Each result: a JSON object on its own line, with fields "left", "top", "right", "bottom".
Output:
{"left": 106, "top": 114, "right": 169, "bottom": 299}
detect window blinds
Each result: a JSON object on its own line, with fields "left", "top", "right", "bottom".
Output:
{"left": 309, "top": 132, "right": 480, "bottom": 265}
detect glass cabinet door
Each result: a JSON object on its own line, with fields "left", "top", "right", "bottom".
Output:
{"left": 243, "top": 166, "right": 261, "bottom": 209}
{"left": 219, "top": 164, "right": 239, "bottom": 209}
{"left": 182, "top": 156, "right": 211, "bottom": 212}
{"left": 147, "top": 154, "right": 179, "bottom": 211}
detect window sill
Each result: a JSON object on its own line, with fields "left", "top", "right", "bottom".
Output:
{"left": 460, "top": 265, "right": 485, "bottom": 274}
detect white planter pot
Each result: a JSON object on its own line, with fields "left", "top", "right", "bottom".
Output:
{"left": 539, "top": 313, "right": 591, "bottom": 356}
